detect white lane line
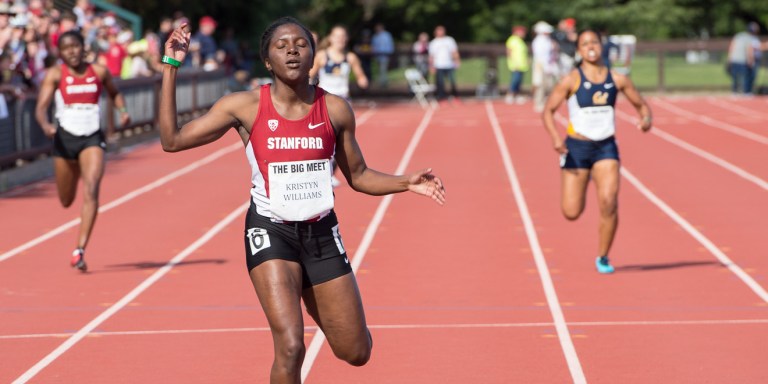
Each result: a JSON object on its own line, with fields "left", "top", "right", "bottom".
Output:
{"left": 0, "top": 142, "right": 241, "bottom": 263}
{"left": 356, "top": 108, "right": 376, "bottom": 124}
{"left": 621, "top": 168, "right": 768, "bottom": 303}
{"left": 12, "top": 203, "right": 249, "bottom": 384}
{"left": 7, "top": 318, "right": 768, "bottom": 340}
{"left": 706, "top": 97, "right": 768, "bottom": 119}
{"left": 486, "top": 101, "right": 586, "bottom": 384}
{"left": 562, "top": 319, "right": 768, "bottom": 327}
{"left": 613, "top": 109, "right": 768, "bottom": 191}
{"left": 651, "top": 99, "right": 768, "bottom": 145}
{"left": 1, "top": 327, "right": 274, "bottom": 340}
{"left": 300, "top": 107, "right": 436, "bottom": 383}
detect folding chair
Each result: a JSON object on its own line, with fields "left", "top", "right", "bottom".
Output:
{"left": 404, "top": 68, "right": 437, "bottom": 108}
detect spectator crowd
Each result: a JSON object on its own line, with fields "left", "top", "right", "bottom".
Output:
{"left": 0, "top": 0, "right": 254, "bottom": 108}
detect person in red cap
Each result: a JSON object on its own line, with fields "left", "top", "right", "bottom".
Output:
{"left": 553, "top": 18, "right": 577, "bottom": 76}
{"left": 191, "top": 15, "right": 218, "bottom": 68}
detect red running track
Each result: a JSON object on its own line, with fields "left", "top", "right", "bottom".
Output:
{"left": 1, "top": 96, "right": 766, "bottom": 383}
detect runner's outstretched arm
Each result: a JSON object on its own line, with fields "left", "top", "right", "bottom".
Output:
{"left": 329, "top": 94, "right": 445, "bottom": 205}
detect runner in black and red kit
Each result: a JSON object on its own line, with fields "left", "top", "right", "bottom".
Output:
{"left": 35, "top": 31, "right": 130, "bottom": 272}
{"left": 159, "top": 17, "right": 446, "bottom": 382}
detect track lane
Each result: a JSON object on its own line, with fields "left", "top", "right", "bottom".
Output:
{"left": 4, "top": 105, "right": 428, "bottom": 383}
{"left": 613, "top": 108, "right": 767, "bottom": 191}
{"left": 2, "top": 106, "right": 380, "bottom": 382}
{"left": 641, "top": 99, "right": 767, "bottom": 180}
{"left": 0, "top": 138, "right": 240, "bottom": 262}
{"left": 307, "top": 101, "right": 572, "bottom": 383}
{"left": 493, "top": 99, "right": 768, "bottom": 383}
{"left": 613, "top": 101, "right": 767, "bottom": 291}
{"left": 3, "top": 97, "right": 767, "bottom": 383}
{"left": 703, "top": 97, "right": 768, "bottom": 123}
{"left": 653, "top": 99, "right": 767, "bottom": 142}
{"left": 1, "top": 133, "right": 251, "bottom": 383}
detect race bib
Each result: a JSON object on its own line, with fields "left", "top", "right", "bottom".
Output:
{"left": 58, "top": 103, "right": 101, "bottom": 136}
{"left": 268, "top": 159, "right": 334, "bottom": 221}
{"left": 574, "top": 106, "right": 615, "bottom": 141}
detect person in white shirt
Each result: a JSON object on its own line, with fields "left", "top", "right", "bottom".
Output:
{"left": 531, "top": 21, "right": 558, "bottom": 111}
{"left": 428, "top": 25, "right": 460, "bottom": 101}
{"left": 72, "top": 0, "right": 91, "bottom": 29}
{"left": 727, "top": 22, "right": 761, "bottom": 94}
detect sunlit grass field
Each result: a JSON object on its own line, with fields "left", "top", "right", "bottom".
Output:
{"left": 382, "top": 51, "right": 744, "bottom": 92}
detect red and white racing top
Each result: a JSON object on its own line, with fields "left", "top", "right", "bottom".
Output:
{"left": 55, "top": 64, "right": 103, "bottom": 136}
{"left": 245, "top": 84, "right": 337, "bottom": 222}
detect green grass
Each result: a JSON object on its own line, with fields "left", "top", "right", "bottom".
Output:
{"left": 384, "top": 52, "right": 734, "bottom": 92}
{"left": 386, "top": 59, "right": 494, "bottom": 88}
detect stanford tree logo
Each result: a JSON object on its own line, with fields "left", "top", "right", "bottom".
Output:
{"left": 268, "top": 119, "right": 278, "bottom": 131}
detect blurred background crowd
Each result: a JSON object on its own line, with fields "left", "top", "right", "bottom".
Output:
{"left": 0, "top": 0, "right": 255, "bottom": 102}
{"left": 0, "top": 0, "right": 765, "bottom": 111}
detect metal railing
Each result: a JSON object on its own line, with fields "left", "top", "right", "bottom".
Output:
{"left": 0, "top": 69, "right": 228, "bottom": 169}
{"left": 0, "top": 95, "right": 52, "bottom": 168}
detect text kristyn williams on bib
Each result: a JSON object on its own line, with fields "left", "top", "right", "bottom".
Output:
{"left": 268, "top": 159, "right": 334, "bottom": 221}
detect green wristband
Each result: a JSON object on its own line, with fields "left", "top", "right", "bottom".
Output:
{"left": 162, "top": 55, "right": 182, "bottom": 68}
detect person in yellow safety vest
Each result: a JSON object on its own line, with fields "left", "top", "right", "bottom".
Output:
{"left": 505, "top": 25, "right": 529, "bottom": 104}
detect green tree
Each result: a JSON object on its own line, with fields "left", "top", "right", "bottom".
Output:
{"left": 112, "top": 0, "right": 768, "bottom": 48}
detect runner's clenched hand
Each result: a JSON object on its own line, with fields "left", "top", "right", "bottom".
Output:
{"left": 164, "top": 23, "right": 192, "bottom": 64}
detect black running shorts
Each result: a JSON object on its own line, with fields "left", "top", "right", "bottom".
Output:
{"left": 52, "top": 129, "right": 106, "bottom": 160}
{"left": 561, "top": 135, "right": 620, "bottom": 169}
{"left": 244, "top": 201, "right": 352, "bottom": 287}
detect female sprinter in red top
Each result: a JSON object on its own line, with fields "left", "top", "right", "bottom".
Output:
{"left": 35, "top": 30, "right": 130, "bottom": 272}
{"left": 542, "top": 29, "right": 651, "bottom": 274}
{"left": 159, "top": 17, "right": 445, "bottom": 382}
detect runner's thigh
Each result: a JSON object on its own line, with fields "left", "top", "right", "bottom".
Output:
{"left": 591, "top": 159, "right": 620, "bottom": 207}
{"left": 78, "top": 146, "right": 105, "bottom": 190}
{"left": 53, "top": 157, "right": 80, "bottom": 206}
{"left": 250, "top": 259, "right": 306, "bottom": 333}
{"left": 303, "top": 273, "right": 368, "bottom": 350}
{"left": 561, "top": 168, "right": 590, "bottom": 216}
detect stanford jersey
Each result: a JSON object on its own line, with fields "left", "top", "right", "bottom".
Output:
{"left": 245, "top": 85, "right": 337, "bottom": 222}
{"left": 55, "top": 64, "right": 103, "bottom": 136}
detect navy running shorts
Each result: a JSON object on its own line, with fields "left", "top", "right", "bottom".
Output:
{"left": 52, "top": 128, "right": 106, "bottom": 160}
{"left": 561, "top": 136, "right": 620, "bottom": 169}
{"left": 244, "top": 201, "right": 352, "bottom": 287}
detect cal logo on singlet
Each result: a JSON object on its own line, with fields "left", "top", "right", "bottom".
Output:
{"left": 245, "top": 85, "right": 337, "bottom": 222}
{"left": 567, "top": 67, "right": 618, "bottom": 140}
{"left": 55, "top": 64, "right": 103, "bottom": 136}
